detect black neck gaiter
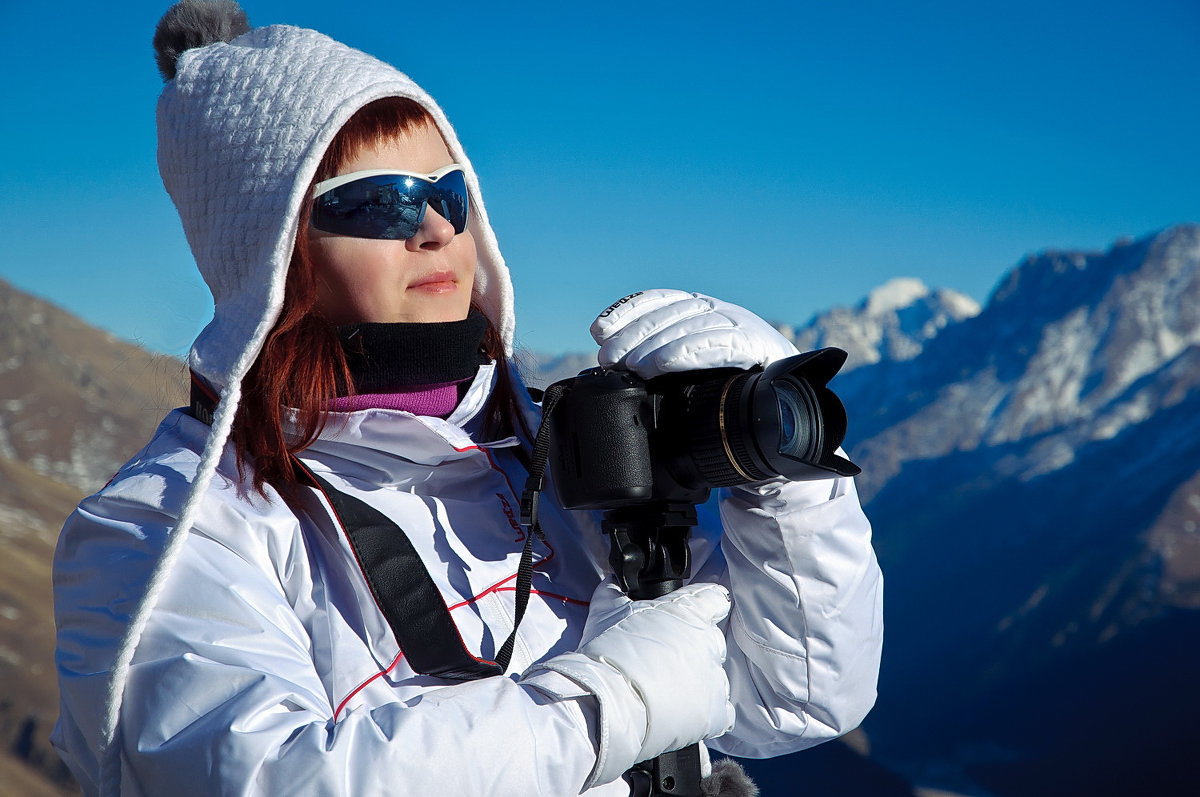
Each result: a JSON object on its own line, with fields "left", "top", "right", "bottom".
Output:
{"left": 338, "top": 310, "right": 489, "bottom": 394}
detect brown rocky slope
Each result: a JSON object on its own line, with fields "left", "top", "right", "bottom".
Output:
{"left": 0, "top": 277, "right": 185, "bottom": 794}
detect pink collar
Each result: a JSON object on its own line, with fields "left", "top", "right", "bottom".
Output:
{"left": 327, "top": 381, "right": 463, "bottom": 418}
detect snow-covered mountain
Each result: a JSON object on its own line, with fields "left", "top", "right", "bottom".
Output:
{"left": 833, "top": 224, "right": 1200, "bottom": 796}
{"left": 778, "top": 277, "right": 980, "bottom": 372}
{"left": 838, "top": 224, "right": 1200, "bottom": 501}
{"left": 520, "top": 277, "right": 981, "bottom": 388}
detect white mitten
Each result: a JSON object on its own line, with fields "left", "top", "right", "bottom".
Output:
{"left": 590, "top": 289, "right": 799, "bottom": 379}
{"left": 522, "top": 581, "right": 734, "bottom": 789}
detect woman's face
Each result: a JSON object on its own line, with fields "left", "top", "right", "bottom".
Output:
{"left": 309, "top": 122, "right": 477, "bottom": 324}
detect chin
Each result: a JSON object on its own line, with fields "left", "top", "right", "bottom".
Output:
{"left": 397, "top": 300, "right": 473, "bottom": 324}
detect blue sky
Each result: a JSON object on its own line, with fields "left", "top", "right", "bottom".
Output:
{"left": 1, "top": 0, "right": 1197, "bottom": 356}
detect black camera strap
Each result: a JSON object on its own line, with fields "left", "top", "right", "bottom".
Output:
{"left": 295, "top": 460, "right": 519, "bottom": 680}
{"left": 188, "top": 372, "right": 539, "bottom": 681}
{"left": 517, "top": 381, "right": 568, "bottom": 537}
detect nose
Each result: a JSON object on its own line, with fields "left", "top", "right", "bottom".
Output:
{"left": 406, "top": 203, "right": 457, "bottom": 251}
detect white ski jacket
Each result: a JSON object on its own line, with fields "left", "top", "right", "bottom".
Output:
{"left": 53, "top": 362, "right": 883, "bottom": 795}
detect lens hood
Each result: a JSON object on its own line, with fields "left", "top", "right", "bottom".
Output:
{"left": 746, "top": 348, "right": 861, "bottom": 480}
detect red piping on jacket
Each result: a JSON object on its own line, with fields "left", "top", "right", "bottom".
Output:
{"left": 331, "top": 443, "right": 582, "bottom": 721}
{"left": 332, "top": 588, "right": 591, "bottom": 720}
{"left": 334, "top": 651, "right": 406, "bottom": 720}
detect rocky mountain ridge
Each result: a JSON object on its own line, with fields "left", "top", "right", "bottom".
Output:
{"left": 0, "top": 278, "right": 186, "bottom": 795}
{"left": 0, "top": 279, "right": 186, "bottom": 491}
{"left": 834, "top": 224, "right": 1200, "bottom": 795}
{"left": 838, "top": 225, "right": 1200, "bottom": 500}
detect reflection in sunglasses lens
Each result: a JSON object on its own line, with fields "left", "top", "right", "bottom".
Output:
{"left": 312, "top": 170, "right": 469, "bottom": 240}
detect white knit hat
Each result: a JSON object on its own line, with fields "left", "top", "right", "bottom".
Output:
{"left": 100, "top": 4, "right": 515, "bottom": 792}
{"left": 159, "top": 20, "right": 515, "bottom": 389}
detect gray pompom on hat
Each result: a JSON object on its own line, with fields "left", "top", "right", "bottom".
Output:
{"left": 153, "top": 0, "right": 251, "bottom": 81}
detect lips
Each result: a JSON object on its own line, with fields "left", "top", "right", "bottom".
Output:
{"left": 409, "top": 271, "right": 458, "bottom": 293}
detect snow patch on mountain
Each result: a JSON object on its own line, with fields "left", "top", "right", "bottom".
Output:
{"left": 842, "top": 224, "right": 1200, "bottom": 497}
{"left": 779, "top": 277, "right": 980, "bottom": 372}
{"left": 864, "top": 277, "right": 931, "bottom": 315}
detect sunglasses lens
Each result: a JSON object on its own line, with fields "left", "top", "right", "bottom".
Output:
{"left": 429, "top": 168, "right": 469, "bottom": 234}
{"left": 311, "top": 170, "right": 469, "bottom": 240}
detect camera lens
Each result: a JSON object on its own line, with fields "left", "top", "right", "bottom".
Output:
{"left": 669, "top": 349, "right": 860, "bottom": 490}
{"left": 779, "top": 390, "right": 796, "bottom": 448}
{"left": 774, "top": 380, "right": 806, "bottom": 458}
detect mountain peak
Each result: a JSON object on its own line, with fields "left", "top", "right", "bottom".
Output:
{"left": 863, "top": 277, "right": 931, "bottom": 316}
{"left": 783, "top": 278, "right": 979, "bottom": 372}
{"left": 988, "top": 224, "right": 1200, "bottom": 310}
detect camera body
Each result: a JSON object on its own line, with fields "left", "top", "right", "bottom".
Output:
{"left": 547, "top": 348, "right": 860, "bottom": 511}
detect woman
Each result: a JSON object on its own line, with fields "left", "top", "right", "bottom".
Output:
{"left": 52, "top": 2, "right": 883, "bottom": 795}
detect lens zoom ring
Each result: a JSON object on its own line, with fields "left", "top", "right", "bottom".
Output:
{"left": 686, "top": 379, "right": 743, "bottom": 486}
{"left": 687, "top": 376, "right": 767, "bottom": 486}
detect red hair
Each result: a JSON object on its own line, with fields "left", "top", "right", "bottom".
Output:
{"left": 230, "top": 97, "right": 524, "bottom": 495}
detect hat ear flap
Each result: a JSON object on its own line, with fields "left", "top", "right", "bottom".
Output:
{"left": 153, "top": 0, "right": 251, "bottom": 81}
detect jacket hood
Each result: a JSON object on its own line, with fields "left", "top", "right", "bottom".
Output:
{"left": 157, "top": 23, "right": 515, "bottom": 391}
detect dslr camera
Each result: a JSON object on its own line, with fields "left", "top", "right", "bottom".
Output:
{"left": 547, "top": 348, "right": 860, "bottom": 510}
